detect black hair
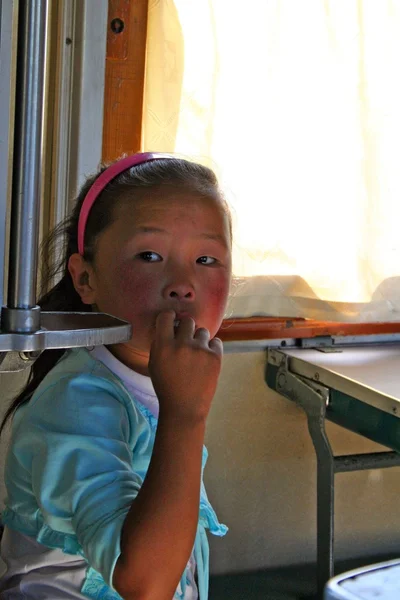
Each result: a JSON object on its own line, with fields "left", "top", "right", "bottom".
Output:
{"left": 0, "top": 157, "right": 231, "bottom": 435}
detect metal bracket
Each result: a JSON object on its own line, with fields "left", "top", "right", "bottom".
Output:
{"left": 300, "top": 336, "right": 334, "bottom": 349}
{"left": 268, "top": 349, "right": 330, "bottom": 409}
{"left": 0, "top": 312, "right": 131, "bottom": 372}
{"left": 1, "top": 306, "right": 41, "bottom": 333}
{"left": 0, "top": 350, "right": 42, "bottom": 372}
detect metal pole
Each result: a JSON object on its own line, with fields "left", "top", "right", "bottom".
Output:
{"left": 2, "top": 0, "right": 47, "bottom": 332}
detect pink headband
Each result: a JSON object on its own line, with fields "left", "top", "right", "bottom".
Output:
{"left": 77, "top": 152, "right": 173, "bottom": 255}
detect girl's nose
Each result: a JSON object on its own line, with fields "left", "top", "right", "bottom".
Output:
{"left": 163, "top": 281, "right": 195, "bottom": 301}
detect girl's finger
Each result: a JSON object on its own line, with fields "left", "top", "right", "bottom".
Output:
{"left": 175, "top": 316, "right": 196, "bottom": 339}
{"left": 209, "top": 337, "right": 223, "bottom": 356}
{"left": 155, "top": 311, "right": 176, "bottom": 341}
{"left": 193, "top": 327, "right": 210, "bottom": 344}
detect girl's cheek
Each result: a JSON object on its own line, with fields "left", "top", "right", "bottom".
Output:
{"left": 215, "top": 271, "right": 231, "bottom": 301}
{"left": 115, "top": 268, "right": 158, "bottom": 308}
{"left": 207, "top": 276, "right": 231, "bottom": 316}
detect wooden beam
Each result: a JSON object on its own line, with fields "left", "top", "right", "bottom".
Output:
{"left": 218, "top": 317, "right": 400, "bottom": 342}
{"left": 102, "top": 0, "right": 149, "bottom": 162}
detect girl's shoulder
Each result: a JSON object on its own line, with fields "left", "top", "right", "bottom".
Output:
{"left": 35, "top": 346, "right": 125, "bottom": 392}
{"left": 12, "top": 348, "right": 150, "bottom": 448}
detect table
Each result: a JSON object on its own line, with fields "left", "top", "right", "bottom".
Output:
{"left": 266, "top": 344, "right": 400, "bottom": 596}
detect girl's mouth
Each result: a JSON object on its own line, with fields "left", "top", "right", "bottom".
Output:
{"left": 173, "top": 313, "right": 193, "bottom": 328}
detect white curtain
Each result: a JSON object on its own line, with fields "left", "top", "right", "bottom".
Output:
{"left": 142, "top": 0, "right": 400, "bottom": 322}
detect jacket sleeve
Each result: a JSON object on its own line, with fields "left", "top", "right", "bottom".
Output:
{"left": 28, "top": 372, "right": 143, "bottom": 588}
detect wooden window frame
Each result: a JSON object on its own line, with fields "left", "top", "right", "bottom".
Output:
{"left": 216, "top": 317, "right": 400, "bottom": 342}
{"left": 102, "top": 0, "right": 149, "bottom": 162}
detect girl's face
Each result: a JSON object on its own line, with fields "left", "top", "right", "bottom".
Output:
{"left": 88, "top": 188, "right": 232, "bottom": 354}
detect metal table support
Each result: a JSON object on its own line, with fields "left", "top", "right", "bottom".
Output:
{"left": 267, "top": 348, "right": 400, "bottom": 597}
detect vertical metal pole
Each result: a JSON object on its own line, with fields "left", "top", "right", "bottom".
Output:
{"left": 2, "top": 0, "right": 48, "bottom": 332}
{"left": 0, "top": 0, "right": 16, "bottom": 312}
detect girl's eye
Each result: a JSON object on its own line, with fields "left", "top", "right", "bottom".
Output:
{"left": 197, "top": 256, "right": 217, "bottom": 265}
{"left": 138, "top": 251, "right": 162, "bottom": 262}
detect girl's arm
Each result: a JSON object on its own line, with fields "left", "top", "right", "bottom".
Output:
{"left": 113, "top": 311, "right": 222, "bottom": 600}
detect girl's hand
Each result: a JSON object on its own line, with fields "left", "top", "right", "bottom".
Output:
{"left": 149, "top": 310, "right": 223, "bottom": 423}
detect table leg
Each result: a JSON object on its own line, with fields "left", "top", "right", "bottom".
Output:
{"left": 307, "top": 407, "right": 335, "bottom": 596}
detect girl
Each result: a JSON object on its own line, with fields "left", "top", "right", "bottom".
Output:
{"left": 0, "top": 153, "right": 232, "bottom": 600}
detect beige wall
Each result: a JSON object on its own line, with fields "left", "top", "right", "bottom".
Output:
{"left": 1, "top": 352, "right": 400, "bottom": 576}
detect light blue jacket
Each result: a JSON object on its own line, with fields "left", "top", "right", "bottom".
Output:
{"left": 1, "top": 348, "right": 227, "bottom": 599}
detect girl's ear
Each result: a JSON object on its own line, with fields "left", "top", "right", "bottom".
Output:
{"left": 68, "top": 253, "right": 97, "bottom": 305}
